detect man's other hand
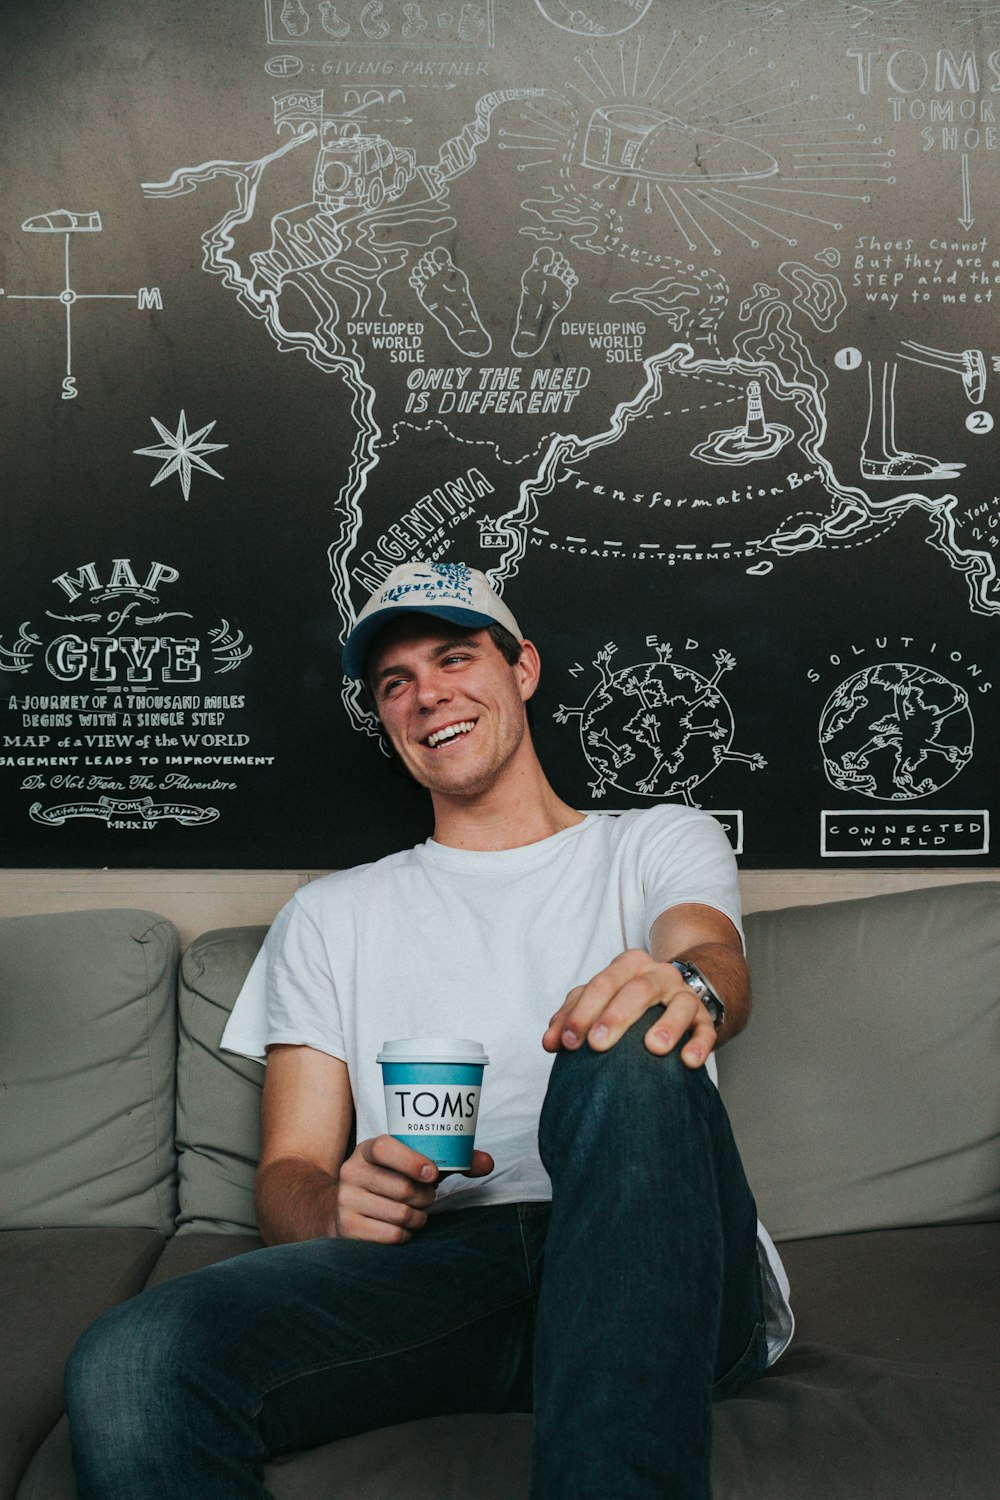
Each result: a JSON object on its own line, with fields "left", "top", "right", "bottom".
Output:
{"left": 540, "top": 903, "right": 748, "bottom": 1069}
{"left": 542, "top": 949, "right": 717, "bottom": 1068}
{"left": 334, "top": 1137, "right": 494, "bottom": 1244}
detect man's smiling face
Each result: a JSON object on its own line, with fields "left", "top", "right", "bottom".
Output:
{"left": 369, "top": 618, "right": 538, "bottom": 803}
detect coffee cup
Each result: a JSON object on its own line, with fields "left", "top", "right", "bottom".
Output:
{"left": 377, "top": 1037, "right": 489, "bottom": 1171}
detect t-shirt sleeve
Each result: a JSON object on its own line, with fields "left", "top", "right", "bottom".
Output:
{"left": 637, "top": 806, "right": 744, "bottom": 951}
{"left": 219, "top": 891, "right": 348, "bottom": 1064}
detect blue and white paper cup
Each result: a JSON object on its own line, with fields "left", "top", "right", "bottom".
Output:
{"left": 377, "top": 1038, "right": 489, "bottom": 1171}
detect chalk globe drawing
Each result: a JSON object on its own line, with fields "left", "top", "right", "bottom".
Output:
{"left": 555, "top": 643, "right": 764, "bottom": 803}
{"left": 534, "top": 1, "right": 654, "bottom": 37}
{"left": 819, "top": 663, "right": 974, "bottom": 801}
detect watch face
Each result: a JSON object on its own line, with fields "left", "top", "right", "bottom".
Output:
{"left": 674, "top": 961, "right": 724, "bottom": 1027}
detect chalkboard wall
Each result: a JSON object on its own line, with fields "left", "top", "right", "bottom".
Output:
{"left": 2, "top": 0, "right": 998, "bottom": 868}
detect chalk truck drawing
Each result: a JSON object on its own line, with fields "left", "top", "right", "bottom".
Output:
{"left": 314, "top": 122, "right": 416, "bottom": 212}
{"left": 138, "top": 15, "right": 1000, "bottom": 744}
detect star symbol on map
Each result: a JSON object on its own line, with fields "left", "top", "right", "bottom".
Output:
{"left": 134, "top": 410, "right": 228, "bottom": 500}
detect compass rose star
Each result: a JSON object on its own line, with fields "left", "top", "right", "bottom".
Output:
{"left": 134, "top": 410, "right": 228, "bottom": 500}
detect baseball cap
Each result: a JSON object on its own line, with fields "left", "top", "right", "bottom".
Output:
{"left": 342, "top": 562, "right": 523, "bottom": 680}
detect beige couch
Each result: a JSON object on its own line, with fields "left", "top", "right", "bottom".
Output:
{"left": 3, "top": 882, "right": 999, "bottom": 1499}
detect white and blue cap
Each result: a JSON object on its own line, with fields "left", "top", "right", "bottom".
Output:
{"left": 342, "top": 562, "right": 523, "bottom": 680}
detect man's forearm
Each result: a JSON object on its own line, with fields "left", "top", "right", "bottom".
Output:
{"left": 673, "top": 940, "right": 750, "bottom": 1045}
{"left": 255, "top": 1155, "right": 341, "bottom": 1246}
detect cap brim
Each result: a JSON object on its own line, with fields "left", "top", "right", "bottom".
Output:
{"left": 342, "top": 604, "right": 502, "bottom": 680}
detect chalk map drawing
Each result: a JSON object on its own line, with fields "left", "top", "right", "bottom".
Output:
{"left": 137, "top": 3, "right": 1000, "bottom": 745}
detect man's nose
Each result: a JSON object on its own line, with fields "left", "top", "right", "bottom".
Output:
{"left": 414, "top": 669, "right": 451, "bottom": 707}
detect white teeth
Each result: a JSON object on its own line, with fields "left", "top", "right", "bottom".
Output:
{"left": 426, "top": 720, "right": 475, "bottom": 748}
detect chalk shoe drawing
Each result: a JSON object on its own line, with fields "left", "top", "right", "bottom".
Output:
{"left": 319, "top": 3, "right": 350, "bottom": 37}
{"left": 861, "top": 362, "right": 964, "bottom": 482}
{"left": 898, "top": 340, "right": 987, "bottom": 407}
{"left": 280, "top": 0, "right": 310, "bottom": 37}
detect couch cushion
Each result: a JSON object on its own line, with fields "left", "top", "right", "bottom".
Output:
{"left": 773, "top": 1221, "right": 999, "bottom": 1363}
{"left": 175, "top": 926, "right": 267, "bottom": 1234}
{"left": 710, "top": 1221, "right": 1000, "bottom": 1500}
{"left": 0, "top": 1227, "right": 163, "bottom": 1500}
{"left": 144, "top": 1230, "right": 263, "bottom": 1285}
{"left": 720, "top": 882, "right": 1000, "bottom": 1241}
{"left": 0, "top": 910, "right": 179, "bottom": 1233}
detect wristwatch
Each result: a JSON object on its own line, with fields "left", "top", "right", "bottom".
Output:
{"left": 671, "top": 960, "right": 726, "bottom": 1030}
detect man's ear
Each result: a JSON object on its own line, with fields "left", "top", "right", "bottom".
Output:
{"left": 515, "top": 640, "right": 542, "bottom": 703}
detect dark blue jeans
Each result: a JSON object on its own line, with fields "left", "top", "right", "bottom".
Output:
{"left": 66, "top": 1012, "right": 766, "bottom": 1499}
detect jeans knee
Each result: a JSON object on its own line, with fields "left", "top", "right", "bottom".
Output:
{"left": 67, "top": 1300, "right": 131, "bottom": 1393}
{"left": 67, "top": 1278, "right": 218, "bottom": 1443}
{"left": 65, "top": 1305, "right": 141, "bottom": 1466}
{"left": 67, "top": 1296, "right": 159, "bottom": 1419}
{"left": 540, "top": 1010, "right": 711, "bottom": 1168}
{"left": 548, "top": 1008, "right": 703, "bottom": 1107}
{"left": 67, "top": 1288, "right": 218, "bottom": 1491}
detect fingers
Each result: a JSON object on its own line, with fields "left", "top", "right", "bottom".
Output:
{"left": 461, "top": 1149, "right": 495, "bottom": 1178}
{"left": 359, "top": 1132, "right": 440, "bottom": 1184}
{"left": 650, "top": 1004, "right": 718, "bottom": 1069}
{"left": 334, "top": 1136, "right": 439, "bottom": 1244}
{"left": 543, "top": 951, "right": 681, "bottom": 1051}
{"left": 543, "top": 951, "right": 716, "bottom": 1064}
{"left": 542, "top": 983, "right": 586, "bottom": 1052}
{"left": 545, "top": 962, "right": 666, "bottom": 1049}
{"left": 334, "top": 1140, "right": 496, "bottom": 1243}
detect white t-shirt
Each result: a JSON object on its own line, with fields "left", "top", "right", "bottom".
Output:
{"left": 222, "top": 805, "right": 793, "bottom": 1362}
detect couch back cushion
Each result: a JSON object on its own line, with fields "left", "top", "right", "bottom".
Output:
{"left": 719, "top": 881, "right": 1000, "bottom": 1241}
{"left": 0, "top": 909, "right": 179, "bottom": 1233}
{"left": 175, "top": 926, "right": 267, "bottom": 1233}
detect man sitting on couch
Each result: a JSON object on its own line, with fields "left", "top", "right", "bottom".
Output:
{"left": 65, "top": 561, "right": 792, "bottom": 1500}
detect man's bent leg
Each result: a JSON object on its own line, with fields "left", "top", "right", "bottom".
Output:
{"left": 66, "top": 1205, "right": 539, "bottom": 1500}
{"left": 532, "top": 1013, "right": 765, "bottom": 1500}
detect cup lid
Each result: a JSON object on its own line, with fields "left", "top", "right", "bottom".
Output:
{"left": 377, "top": 1037, "right": 490, "bottom": 1066}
